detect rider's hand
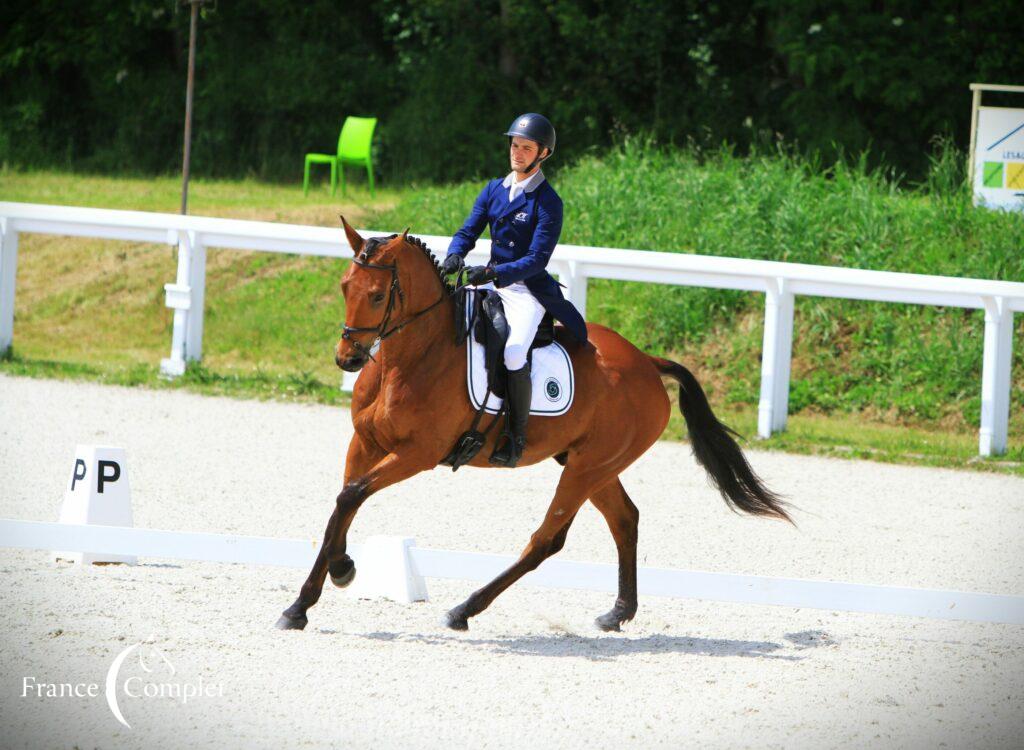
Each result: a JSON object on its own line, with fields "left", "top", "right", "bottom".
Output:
{"left": 465, "top": 265, "right": 497, "bottom": 286}
{"left": 441, "top": 254, "right": 464, "bottom": 275}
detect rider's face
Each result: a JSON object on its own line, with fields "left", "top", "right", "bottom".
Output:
{"left": 510, "top": 136, "right": 546, "bottom": 174}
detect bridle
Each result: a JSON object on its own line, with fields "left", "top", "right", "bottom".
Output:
{"left": 340, "top": 246, "right": 449, "bottom": 362}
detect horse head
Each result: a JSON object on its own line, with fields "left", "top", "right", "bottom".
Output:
{"left": 335, "top": 216, "right": 452, "bottom": 371}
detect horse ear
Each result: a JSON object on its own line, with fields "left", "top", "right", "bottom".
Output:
{"left": 401, "top": 227, "right": 410, "bottom": 241}
{"left": 339, "top": 214, "right": 364, "bottom": 256}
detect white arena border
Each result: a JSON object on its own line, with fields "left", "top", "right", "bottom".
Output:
{"left": 2, "top": 519, "right": 1022, "bottom": 626}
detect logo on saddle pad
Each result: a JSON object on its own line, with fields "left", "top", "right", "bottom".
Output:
{"left": 544, "top": 377, "right": 561, "bottom": 402}
{"left": 514, "top": 211, "right": 528, "bottom": 223}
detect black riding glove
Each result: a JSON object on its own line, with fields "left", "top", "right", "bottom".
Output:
{"left": 465, "top": 265, "right": 498, "bottom": 286}
{"left": 441, "top": 254, "right": 465, "bottom": 275}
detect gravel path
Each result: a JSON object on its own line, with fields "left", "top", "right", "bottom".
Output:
{"left": 1, "top": 374, "right": 1022, "bottom": 749}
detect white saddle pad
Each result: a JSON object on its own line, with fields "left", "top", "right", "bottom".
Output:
{"left": 464, "top": 291, "right": 574, "bottom": 417}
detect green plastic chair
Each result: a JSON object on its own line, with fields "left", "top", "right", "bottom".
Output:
{"left": 303, "top": 116, "right": 377, "bottom": 197}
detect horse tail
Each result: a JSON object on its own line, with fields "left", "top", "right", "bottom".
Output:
{"left": 649, "top": 356, "right": 794, "bottom": 525}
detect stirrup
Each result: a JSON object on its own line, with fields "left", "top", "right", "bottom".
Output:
{"left": 489, "top": 431, "right": 525, "bottom": 468}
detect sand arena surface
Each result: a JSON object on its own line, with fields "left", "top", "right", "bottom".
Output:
{"left": 0, "top": 373, "right": 1022, "bottom": 748}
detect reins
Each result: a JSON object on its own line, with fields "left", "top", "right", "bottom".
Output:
{"left": 340, "top": 245, "right": 462, "bottom": 362}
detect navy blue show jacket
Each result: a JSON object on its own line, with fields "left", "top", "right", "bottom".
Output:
{"left": 446, "top": 178, "right": 588, "bottom": 344}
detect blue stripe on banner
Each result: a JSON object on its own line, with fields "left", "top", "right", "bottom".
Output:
{"left": 986, "top": 121, "right": 1024, "bottom": 151}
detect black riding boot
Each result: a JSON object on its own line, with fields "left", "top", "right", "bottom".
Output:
{"left": 489, "top": 364, "right": 532, "bottom": 468}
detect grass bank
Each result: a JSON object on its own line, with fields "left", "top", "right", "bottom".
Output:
{"left": 1, "top": 144, "right": 1022, "bottom": 475}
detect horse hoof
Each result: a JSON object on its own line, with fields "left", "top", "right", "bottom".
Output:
{"left": 445, "top": 608, "right": 469, "bottom": 631}
{"left": 275, "top": 612, "right": 308, "bottom": 631}
{"left": 329, "top": 557, "right": 356, "bottom": 588}
{"left": 594, "top": 612, "right": 622, "bottom": 632}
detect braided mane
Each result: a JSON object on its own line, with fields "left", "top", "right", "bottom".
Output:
{"left": 404, "top": 233, "right": 457, "bottom": 295}
{"left": 357, "top": 232, "right": 456, "bottom": 296}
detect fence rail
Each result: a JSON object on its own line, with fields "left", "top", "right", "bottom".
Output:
{"left": 0, "top": 201, "right": 1020, "bottom": 455}
{"left": 2, "top": 519, "right": 1022, "bottom": 626}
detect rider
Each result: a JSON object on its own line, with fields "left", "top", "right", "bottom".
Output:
{"left": 442, "top": 113, "right": 588, "bottom": 468}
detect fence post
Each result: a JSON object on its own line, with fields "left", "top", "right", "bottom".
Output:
{"left": 0, "top": 219, "right": 17, "bottom": 356}
{"left": 980, "top": 296, "right": 1013, "bottom": 456}
{"left": 758, "top": 278, "right": 795, "bottom": 438}
{"left": 185, "top": 233, "right": 206, "bottom": 362}
{"left": 561, "top": 260, "right": 588, "bottom": 318}
{"left": 160, "top": 230, "right": 204, "bottom": 377}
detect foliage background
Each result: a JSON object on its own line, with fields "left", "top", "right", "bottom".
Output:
{"left": 2, "top": 1, "right": 1022, "bottom": 183}
{"left": 2, "top": 2, "right": 1023, "bottom": 470}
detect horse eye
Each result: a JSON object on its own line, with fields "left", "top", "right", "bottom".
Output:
{"left": 372, "top": 292, "right": 386, "bottom": 304}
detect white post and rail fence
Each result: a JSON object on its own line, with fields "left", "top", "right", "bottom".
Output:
{"left": 0, "top": 202, "right": 1021, "bottom": 456}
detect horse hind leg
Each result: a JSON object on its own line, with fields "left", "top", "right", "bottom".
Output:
{"left": 444, "top": 465, "right": 599, "bottom": 630}
{"left": 589, "top": 477, "right": 640, "bottom": 632}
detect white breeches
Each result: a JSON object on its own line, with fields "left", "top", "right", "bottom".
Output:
{"left": 478, "top": 281, "right": 545, "bottom": 371}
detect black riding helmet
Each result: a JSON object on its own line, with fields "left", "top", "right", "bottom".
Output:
{"left": 505, "top": 113, "right": 556, "bottom": 172}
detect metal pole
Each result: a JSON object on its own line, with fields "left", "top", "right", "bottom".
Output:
{"left": 968, "top": 86, "right": 981, "bottom": 187}
{"left": 180, "top": 1, "right": 200, "bottom": 215}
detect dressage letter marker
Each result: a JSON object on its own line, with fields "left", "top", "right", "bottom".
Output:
{"left": 54, "top": 445, "right": 136, "bottom": 566}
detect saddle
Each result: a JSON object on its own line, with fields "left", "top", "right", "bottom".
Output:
{"left": 459, "top": 288, "right": 554, "bottom": 399}
{"left": 443, "top": 284, "right": 554, "bottom": 471}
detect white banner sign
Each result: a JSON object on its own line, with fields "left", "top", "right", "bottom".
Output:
{"left": 973, "top": 106, "right": 1024, "bottom": 212}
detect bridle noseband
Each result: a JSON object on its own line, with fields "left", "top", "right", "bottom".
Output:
{"left": 341, "top": 247, "right": 449, "bottom": 362}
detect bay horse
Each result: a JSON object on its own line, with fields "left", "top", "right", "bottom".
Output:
{"left": 276, "top": 219, "right": 792, "bottom": 632}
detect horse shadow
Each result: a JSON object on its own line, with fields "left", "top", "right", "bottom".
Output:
{"left": 349, "top": 629, "right": 835, "bottom": 662}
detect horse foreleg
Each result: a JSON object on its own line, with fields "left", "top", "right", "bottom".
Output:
{"left": 322, "top": 450, "right": 432, "bottom": 585}
{"left": 275, "top": 514, "right": 338, "bottom": 630}
{"left": 589, "top": 478, "right": 640, "bottom": 632}
{"left": 276, "top": 436, "right": 385, "bottom": 630}
{"left": 445, "top": 466, "right": 602, "bottom": 630}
